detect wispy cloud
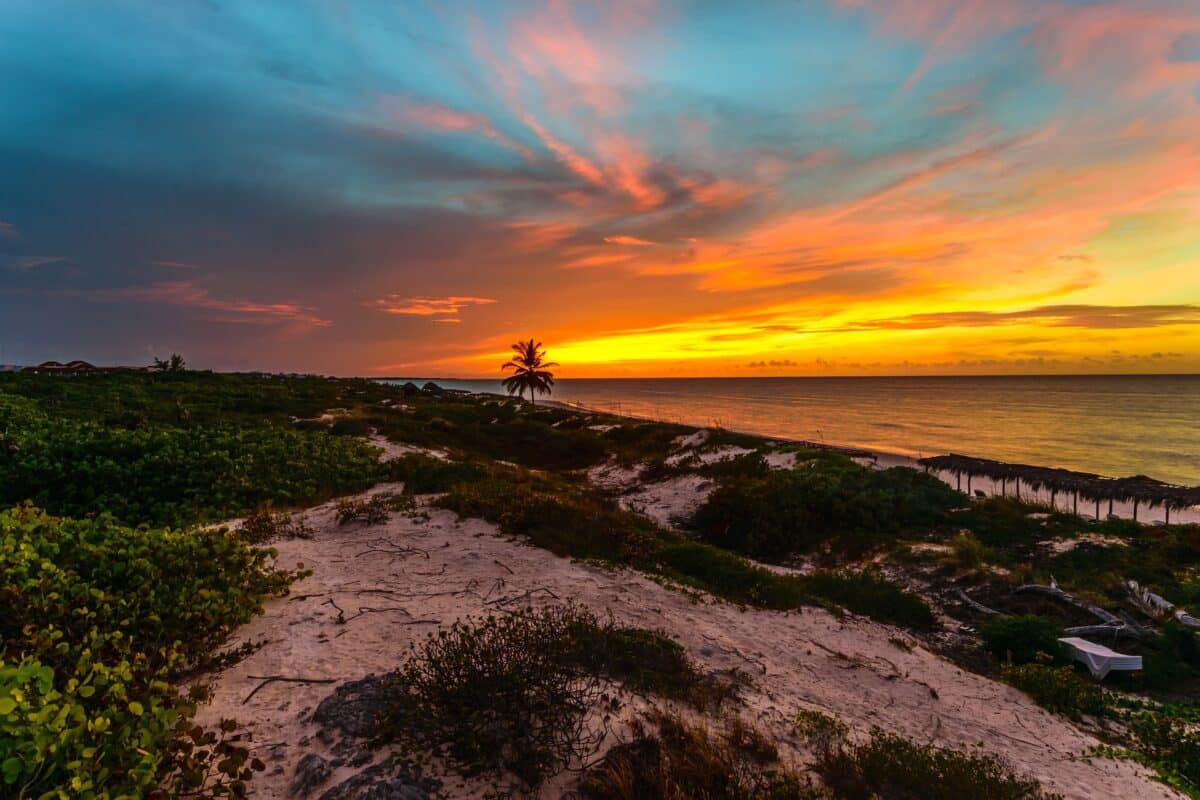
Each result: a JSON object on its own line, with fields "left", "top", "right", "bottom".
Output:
{"left": 841, "top": 304, "right": 1200, "bottom": 331}
{"left": 7, "top": 255, "right": 69, "bottom": 271}
{"left": 151, "top": 260, "right": 198, "bottom": 270}
{"left": 371, "top": 295, "right": 497, "bottom": 317}
{"left": 88, "top": 281, "right": 331, "bottom": 326}
{"left": 0, "top": 221, "right": 18, "bottom": 239}
{"left": 604, "top": 235, "right": 656, "bottom": 247}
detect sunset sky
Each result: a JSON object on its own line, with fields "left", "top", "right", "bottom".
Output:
{"left": 2, "top": 1, "right": 1199, "bottom": 377}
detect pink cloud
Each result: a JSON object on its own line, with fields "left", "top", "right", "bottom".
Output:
{"left": 151, "top": 260, "right": 198, "bottom": 270}
{"left": 0, "top": 221, "right": 18, "bottom": 239}
{"left": 386, "top": 98, "right": 536, "bottom": 161}
{"left": 90, "top": 281, "right": 330, "bottom": 326}
{"left": 371, "top": 295, "right": 497, "bottom": 317}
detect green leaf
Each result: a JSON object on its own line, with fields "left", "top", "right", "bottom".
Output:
{"left": 2, "top": 756, "right": 23, "bottom": 784}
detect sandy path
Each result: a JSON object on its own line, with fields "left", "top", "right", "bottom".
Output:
{"left": 197, "top": 482, "right": 1179, "bottom": 800}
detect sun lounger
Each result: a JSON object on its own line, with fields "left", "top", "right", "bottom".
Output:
{"left": 1058, "top": 636, "right": 1142, "bottom": 678}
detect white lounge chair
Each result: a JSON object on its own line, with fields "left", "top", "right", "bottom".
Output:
{"left": 1058, "top": 637, "right": 1142, "bottom": 679}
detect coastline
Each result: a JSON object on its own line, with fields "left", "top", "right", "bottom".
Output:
{"left": 465, "top": 390, "right": 1200, "bottom": 525}
{"left": 384, "top": 374, "right": 1200, "bottom": 487}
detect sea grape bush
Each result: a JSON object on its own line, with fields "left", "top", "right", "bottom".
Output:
{"left": 0, "top": 505, "right": 301, "bottom": 797}
{"left": 0, "top": 391, "right": 384, "bottom": 527}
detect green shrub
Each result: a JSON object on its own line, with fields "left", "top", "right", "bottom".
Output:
{"left": 693, "top": 460, "right": 959, "bottom": 561}
{"left": 333, "top": 493, "right": 415, "bottom": 525}
{"left": 385, "top": 454, "right": 488, "bottom": 494}
{"left": 378, "top": 408, "right": 607, "bottom": 471}
{"left": 655, "top": 543, "right": 807, "bottom": 609}
{"left": 699, "top": 452, "right": 771, "bottom": 482}
{"left": 800, "top": 712, "right": 1060, "bottom": 799}
{"left": 0, "top": 392, "right": 384, "bottom": 527}
{"left": 438, "top": 477, "right": 662, "bottom": 565}
{"left": 1128, "top": 708, "right": 1200, "bottom": 790}
{"left": 944, "top": 531, "right": 988, "bottom": 571}
{"left": 236, "top": 507, "right": 313, "bottom": 544}
{"left": 801, "top": 570, "right": 936, "bottom": 630}
{"left": 374, "top": 605, "right": 713, "bottom": 789}
{"left": 576, "top": 709, "right": 812, "bottom": 799}
{"left": 1001, "top": 662, "right": 1108, "bottom": 720}
{"left": 0, "top": 505, "right": 299, "bottom": 798}
{"left": 603, "top": 422, "right": 696, "bottom": 465}
{"left": 980, "top": 616, "right": 1065, "bottom": 666}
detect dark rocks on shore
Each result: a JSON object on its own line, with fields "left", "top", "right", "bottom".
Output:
{"left": 313, "top": 675, "right": 390, "bottom": 739}
{"left": 292, "top": 676, "right": 439, "bottom": 800}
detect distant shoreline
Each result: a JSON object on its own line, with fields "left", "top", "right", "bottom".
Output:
{"left": 381, "top": 379, "right": 1200, "bottom": 523}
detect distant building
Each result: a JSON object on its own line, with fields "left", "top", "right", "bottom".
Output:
{"left": 21, "top": 360, "right": 150, "bottom": 375}
{"left": 22, "top": 360, "right": 96, "bottom": 374}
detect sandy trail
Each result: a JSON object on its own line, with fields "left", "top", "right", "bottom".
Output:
{"left": 197, "top": 481, "right": 1179, "bottom": 800}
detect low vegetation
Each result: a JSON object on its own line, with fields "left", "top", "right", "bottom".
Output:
{"left": 576, "top": 709, "right": 813, "bottom": 799}
{"left": 0, "top": 505, "right": 301, "bottom": 798}
{"left": 980, "top": 615, "right": 1066, "bottom": 666}
{"left": 0, "top": 390, "right": 384, "bottom": 528}
{"left": 436, "top": 468, "right": 935, "bottom": 629}
{"left": 797, "top": 711, "right": 1060, "bottom": 799}
{"left": 374, "top": 605, "right": 726, "bottom": 789}
{"left": 693, "top": 456, "right": 961, "bottom": 561}
{"left": 8, "top": 369, "right": 1197, "bottom": 796}
{"left": 1001, "top": 661, "right": 1108, "bottom": 720}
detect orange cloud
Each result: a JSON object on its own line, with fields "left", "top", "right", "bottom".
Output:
{"left": 372, "top": 295, "right": 498, "bottom": 317}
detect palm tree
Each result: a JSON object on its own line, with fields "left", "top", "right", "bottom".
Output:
{"left": 501, "top": 338, "right": 557, "bottom": 407}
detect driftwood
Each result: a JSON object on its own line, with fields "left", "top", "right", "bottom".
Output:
{"left": 1013, "top": 578, "right": 1121, "bottom": 625}
{"left": 1064, "top": 623, "right": 1144, "bottom": 640}
{"left": 956, "top": 589, "right": 1002, "bottom": 616}
{"left": 1127, "top": 580, "right": 1200, "bottom": 630}
{"left": 243, "top": 675, "right": 337, "bottom": 704}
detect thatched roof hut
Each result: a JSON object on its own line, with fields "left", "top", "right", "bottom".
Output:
{"left": 919, "top": 454, "right": 1200, "bottom": 522}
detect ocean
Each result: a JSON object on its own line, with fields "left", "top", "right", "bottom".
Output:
{"left": 388, "top": 375, "right": 1200, "bottom": 487}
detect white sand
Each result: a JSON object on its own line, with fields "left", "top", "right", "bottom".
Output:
{"left": 198, "top": 482, "right": 1180, "bottom": 800}
{"left": 1040, "top": 533, "right": 1130, "bottom": 555}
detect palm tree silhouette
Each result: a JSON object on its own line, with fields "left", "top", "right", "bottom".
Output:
{"left": 501, "top": 338, "right": 558, "bottom": 407}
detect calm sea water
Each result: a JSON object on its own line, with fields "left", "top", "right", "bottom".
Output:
{"left": 389, "top": 376, "right": 1200, "bottom": 487}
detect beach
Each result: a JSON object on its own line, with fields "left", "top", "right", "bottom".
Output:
{"left": 404, "top": 382, "right": 1200, "bottom": 526}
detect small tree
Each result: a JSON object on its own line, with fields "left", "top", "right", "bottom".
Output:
{"left": 153, "top": 353, "right": 187, "bottom": 373}
{"left": 501, "top": 339, "right": 557, "bottom": 407}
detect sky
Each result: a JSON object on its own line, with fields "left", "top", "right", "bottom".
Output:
{"left": 1, "top": 0, "right": 1199, "bottom": 378}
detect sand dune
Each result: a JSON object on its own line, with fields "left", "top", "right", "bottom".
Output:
{"left": 198, "top": 478, "right": 1180, "bottom": 799}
